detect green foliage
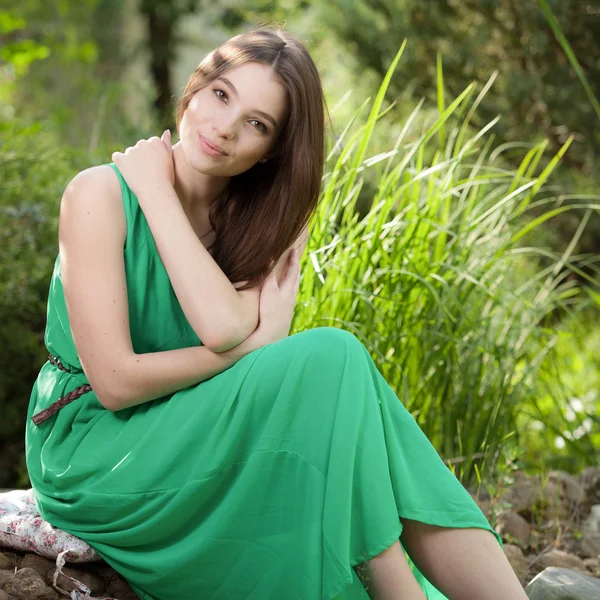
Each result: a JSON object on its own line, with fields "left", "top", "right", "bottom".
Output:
{"left": 1, "top": 1, "right": 140, "bottom": 145}
{"left": 291, "top": 50, "right": 600, "bottom": 483}
{"left": 536, "top": 0, "right": 600, "bottom": 124}
{"left": 0, "top": 118, "right": 82, "bottom": 487}
{"left": 518, "top": 308, "right": 600, "bottom": 472}
{"left": 217, "top": 0, "right": 600, "bottom": 274}
{"left": 1, "top": 0, "right": 599, "bottom": 490}
{"left": 314, "top": 0, "right": 600, "bottom": 168}
{"left": 0, "top": 1, "right": 158, "bottom": 487}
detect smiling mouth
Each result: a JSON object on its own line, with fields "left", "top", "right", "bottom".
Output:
{"left": 199, "top": 135, "right": 228, "bottom": 156}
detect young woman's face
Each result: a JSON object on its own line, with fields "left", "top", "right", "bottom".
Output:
{"left": 179, "top": 61, "right": 289, "bottom": 177}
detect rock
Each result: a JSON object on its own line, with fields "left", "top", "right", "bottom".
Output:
{"left": 3, "top": 568, "right": 59, "bottom": 600}
{"left": 579, "top": 531, "right": 600, "bottom": 558}
{"left": 525, "top": 566, "right": 600, "bottom": 599}
{"left": 496, "top": 512, "right": 531, "bottom": 547}
{"left": 54, "top": 566, "right": 106, "bottom": 595}
{"left": 583, "top": 557, "right": 599, "bottom": 575}
{"left": 584, "top": 504, "right": 600, "bottom": 533}
{"left": 498, "top": 472, "right": 540, "bottom": 514}
{"left": 499, "top": 472, "right": 567, "bottom": 520}
{"left": 106, "top": 574, "right": 141, "bottom": 600}
{"left": 541, "top": 481, "right": 569, "bottom": 520}
{"left": 475, "top": 498, "right": 491, "bottom": 520}
{"left": 18, "top": 555, "right": 54, "bottom": 581}
{"left": 0, "top": 554, "right": 14, "bottom": 571}
{"left": 503, "top": 543, "right": 529, "bottom": 585}
{"left": 578, "top": 467, "right": 600, "bottom": 493}
{"left": 0, "top": 570, "right": 14, "bottom": 587}
{"left": 548, "top": 470, "right": 585, "bottom": 505}
{"left": 537, "top": 549, "right": 587, "bottom": 572}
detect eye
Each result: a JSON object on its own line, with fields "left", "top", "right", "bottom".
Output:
{"left": 249, "top": 119, "right": 267, "bottom": 133}
{"left": 213, "top": 88, "right": 228, "bottom": 102}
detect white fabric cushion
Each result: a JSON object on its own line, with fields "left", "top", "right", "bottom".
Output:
{"left": 0, "top": 489, "right": 119, "bottom": 599}
{"left": 0, "top": 488, "right": 99, "bottom": 562}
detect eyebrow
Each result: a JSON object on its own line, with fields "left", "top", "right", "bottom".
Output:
{"left": 216, "top": 77, "right": 279, "bottom": 129}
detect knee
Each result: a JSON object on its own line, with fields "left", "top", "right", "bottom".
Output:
{"left": 280, "top": 326, "right": 365, "bottom": 364}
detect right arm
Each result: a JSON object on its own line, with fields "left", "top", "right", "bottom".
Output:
{"left": 59, "top": 166, "right": 252, "bottom": 411}
{"left": 112, "top": 134, "right": 261, "bottom": 353}
{"left": 111, "top": 134, "right": 308, "bottom": 354}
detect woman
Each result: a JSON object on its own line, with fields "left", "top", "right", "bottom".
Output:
{"left": 26, "top": 27, "right": 528, "bottom": 600}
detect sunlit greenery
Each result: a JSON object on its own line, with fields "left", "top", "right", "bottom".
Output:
{"left": 1, "top": 0, "right": 599, "bottom": 488}
{"left": 292, "top": 48, "right": 600, "bottom": 482}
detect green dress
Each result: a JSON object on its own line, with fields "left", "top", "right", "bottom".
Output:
{"left": 26, "top": 163, "right": 501, "bottom": 600}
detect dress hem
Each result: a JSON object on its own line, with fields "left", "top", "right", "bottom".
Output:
{"left": 323, "top": 513, "right": 500, "bottom": 600}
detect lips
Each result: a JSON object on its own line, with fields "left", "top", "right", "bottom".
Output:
{"left": 199, "top": 135, "right": 228, "bottom": 156}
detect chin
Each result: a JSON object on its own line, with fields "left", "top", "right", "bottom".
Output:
{"left": 183, "top": 146, "right": 224, "bottom": 175}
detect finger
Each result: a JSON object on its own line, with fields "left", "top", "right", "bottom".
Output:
{"left": 160, "top": 129, "right": 170, "bottom": 152}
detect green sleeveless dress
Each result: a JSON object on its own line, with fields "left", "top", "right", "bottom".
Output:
{"left": 26, "top": 163, "right": 501, "bottom": 600}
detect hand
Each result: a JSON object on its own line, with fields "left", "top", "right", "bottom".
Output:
{"left": 258, "top": 246, "right": 301, "bottom": 341}
{"left": 111, "top": 130, "right": 174, "bottom": 200}
{"left": 225, "top": 247, "right": 301, "bottom": 359}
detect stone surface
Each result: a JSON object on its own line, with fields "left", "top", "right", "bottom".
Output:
{"left": 496, "top": 512, "right": 531, "bottom": 547}
{"left": 503, "top": 543, "right": 529, "bottom": 585}
{"left": 0, "top": 555, "right": 13, "bottom": 572}
{"left": 584, "top": 504, "right": 600, "bottom": 533}
{"left": 0, "top": 545, "right": 141, "bottom": 600}
{"left": 579, "top": 531, "right": 600, "bottom": 558}
{"left": 499, "top": 472, "right": 567, "bottom": 520}
{"left": 18, "top": 555, "right": 54, "bottom": 581}
{"left": 54, "top": 566, "right": 106, "bottom": 595}
{"left": 525, "top": 566, "right": 600, "bottom": 600}
{"left": 106, "top": 575, "right": 140, "bottom": 600}
{"left": 548, "top": 470, "right": 585, "bottom": 505}
{"left": 0, "top": 570, "right": 13, "bottom": 588}
{"left": 537, "top": 549, "right": 587, "bottom": 572}
{"left": 3, "top": 568, "right": 59, "bottom": 600}
{"left": 475, "top": 497, "right": 491, "bottom": 520}
{"left": 583, "top": 557, "right": 599, "bottom": 576}
{"left": 579, "top": 467, "right": 600, "bottom": 499}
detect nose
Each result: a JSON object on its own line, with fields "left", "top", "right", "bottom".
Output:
{"left": 212, "top": 118, "right": 235, "bottom": 140}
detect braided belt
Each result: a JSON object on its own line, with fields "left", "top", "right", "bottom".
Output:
{"left": 31, "top": 354, "right": 92, "bottom": 426}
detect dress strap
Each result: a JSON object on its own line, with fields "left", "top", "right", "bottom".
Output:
{"left": 31, "top": 354, "right": 93, "bottom": 426}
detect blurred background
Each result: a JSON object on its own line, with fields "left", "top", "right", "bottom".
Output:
{"left": 1, "top": 0, "right": 599, "bottom": 497}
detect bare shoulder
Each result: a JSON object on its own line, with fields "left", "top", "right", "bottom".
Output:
{"left": 60, "top": 165, "right": 125, "bottom": 241}
{"left": 58, "top": 165, "right": 132, "bottom": 409}
{"left": 63, "top": 164, "right": 121, "bottom": 205}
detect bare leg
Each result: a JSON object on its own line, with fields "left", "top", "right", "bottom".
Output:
{"left": 400, "top": 519, "right": 528, "bottom": 600}
{"left": 355, "top": 540, "right": 426, "bottom": 600}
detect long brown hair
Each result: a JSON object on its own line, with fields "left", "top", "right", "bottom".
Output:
{"left": 175, "top": 27, "right": 326, "bottom": 291}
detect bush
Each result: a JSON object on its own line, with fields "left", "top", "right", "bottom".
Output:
{"left": 0, "top": 118, "right": 82, "bottom": 487}
{"left": 293, "top": 48, "right": 600, "bottom": 483}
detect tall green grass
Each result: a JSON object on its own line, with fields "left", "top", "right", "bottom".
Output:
{"left": 536, "top": 0, "right": 600, "bottom": 124}
{"left": 293, "top": 46, "right": 600, "bottom": 484}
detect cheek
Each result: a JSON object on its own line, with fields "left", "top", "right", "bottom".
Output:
{"left": 238, "top": 136, "right": 271, "bottom": 158}
{"left": 181, "top": 98, "right": 207, "bottom": 129}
